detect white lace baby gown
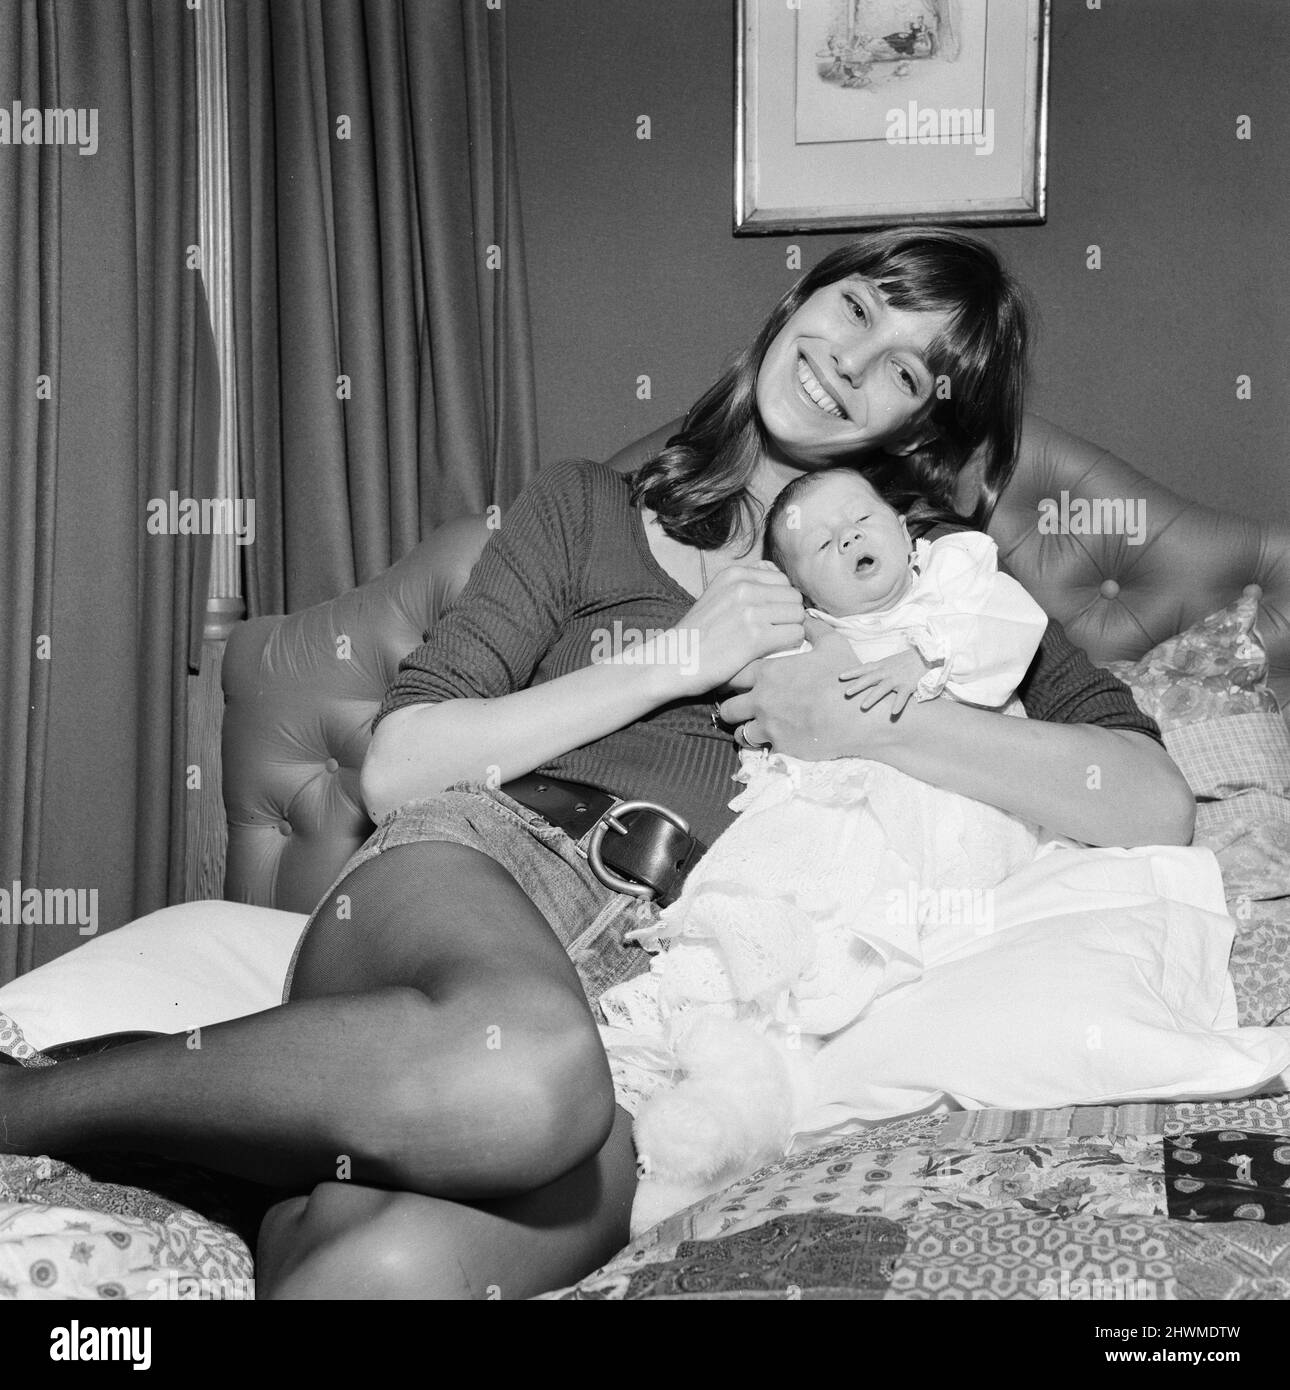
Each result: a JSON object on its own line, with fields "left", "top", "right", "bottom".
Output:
{"left": 600, "top": 531, "right": 1050, "bottom": 1124}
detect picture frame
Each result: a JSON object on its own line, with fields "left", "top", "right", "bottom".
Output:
{"left": 735, "top": 0, "right": 1051, "bottom": 234}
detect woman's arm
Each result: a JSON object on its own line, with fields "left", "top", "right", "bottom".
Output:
{"left": 719, "top": 621, "right": 1195, "bottom": 848}
{"left": 363, "top": 657, "right": 675, "bottom": 821}
{"left": 863, "top": 698, "right": 1193, "bottom": 848}
{"left": 363, "top": 564, "right": 806, "bottom": 822}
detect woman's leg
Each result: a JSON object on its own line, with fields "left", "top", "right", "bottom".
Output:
{"left": 257, "top": 1105, "right": 638, "bottom": 1300}
{"left": 0, "top": 843, "right": 616, "bottom": 1198}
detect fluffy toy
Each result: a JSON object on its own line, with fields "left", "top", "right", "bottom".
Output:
{"left": 629, "top": 1013, "right": 812, "bottom": 1235}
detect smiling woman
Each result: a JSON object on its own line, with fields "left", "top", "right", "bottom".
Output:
{"left": 631, "top": 227, "right": 1031, "bottom": 558}
{"left": 754, "top": 278, "right": 948, "bottom": 459}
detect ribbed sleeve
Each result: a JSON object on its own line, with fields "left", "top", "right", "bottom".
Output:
{"left": 1017, "top": 617, "right": 1164, "bottom": 744}
{"left": 376, "top": 458, "right": 594, "bottom": 715}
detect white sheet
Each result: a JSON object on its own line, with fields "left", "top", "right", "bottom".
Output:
{"left": 792, "top": 844, "right": 1290, "bottom": 1143}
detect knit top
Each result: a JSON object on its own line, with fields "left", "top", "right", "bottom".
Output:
{"left": 375, "top": 460, "right": 1162, "bottom": 846}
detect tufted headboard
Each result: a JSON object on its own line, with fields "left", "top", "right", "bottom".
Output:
{"left": 221, "top": 413, "right": 1290, "bottom": 914}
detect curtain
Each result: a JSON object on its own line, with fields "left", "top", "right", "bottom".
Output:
{"left": 226, "top": 0, "right": 539, "bottom": 616}
{"left": 0, "top": 0, "right": 216, "bottom": 978}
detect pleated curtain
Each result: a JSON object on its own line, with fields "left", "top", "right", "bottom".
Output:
{"left": 225, "top": 0, "right": 540, "bottom": 615}
{"left": 0, "top": 0, "right": 216, "bottom": 976}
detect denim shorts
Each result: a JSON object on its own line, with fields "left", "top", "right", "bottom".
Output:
{"left": 280, "top": 784, "right": 659, "bottom": 1008}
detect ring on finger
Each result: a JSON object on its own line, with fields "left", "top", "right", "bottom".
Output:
{"left": 737, "top": 721, "right": 773, "bottom": 752}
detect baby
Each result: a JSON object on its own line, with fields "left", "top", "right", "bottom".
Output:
{"left": 600, "top": 468, "right": 1051, "bottom": 1229}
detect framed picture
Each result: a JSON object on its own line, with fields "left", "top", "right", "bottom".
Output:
{"left": 735, "top": 0, "right": 1050, "bottom": 234}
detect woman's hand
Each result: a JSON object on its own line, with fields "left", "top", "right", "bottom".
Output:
{"left": 718, "top": 617, "right": 901, "bottom": 758}
{"left": 662, "top": 562, "right": 806, "bottom": 699}
{"left": 720, "top": 616, "right": 1195, "bottom": 846}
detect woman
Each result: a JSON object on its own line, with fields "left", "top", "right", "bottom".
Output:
{"left": 0, "top": 229, "right": 1194, "bottom": 1299}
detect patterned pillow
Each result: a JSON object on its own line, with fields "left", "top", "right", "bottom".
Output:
{"left": 1102, "top": 595, "right": 1279, "bottom": 732}
{"left": 1228, "top": 896, "right": 1290, "bottom": 1027}
{"left": 1164, "top": 712, "right": 1290, "bottom": 1027}
{"left": 1164, "top": 712, "right": 1290, "bottom": 900}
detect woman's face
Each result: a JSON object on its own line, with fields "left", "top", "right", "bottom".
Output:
{"left": 755, "top": 276, "right": 951, "bottom": 468}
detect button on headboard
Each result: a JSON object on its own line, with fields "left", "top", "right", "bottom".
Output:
{"left": 222, "top": 413, "right": 1289, "bottom": 913}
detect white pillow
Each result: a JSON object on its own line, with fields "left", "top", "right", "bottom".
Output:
{"left": 0, "top": 901, "right": 306, "bottom": 1051}
{"left": 795, "top": 846, "right": 1290, "bottom": 1139}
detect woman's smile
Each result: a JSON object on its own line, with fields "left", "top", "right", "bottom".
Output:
{"left": 796, "top": 353, "right": 847, "bottom": 420}
{"left": 755, "top": 278, "right": 950, "bottom": 467}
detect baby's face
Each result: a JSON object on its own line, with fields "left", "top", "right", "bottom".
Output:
{"left": 773, "top": 472, "right": 913, "bottom": 615}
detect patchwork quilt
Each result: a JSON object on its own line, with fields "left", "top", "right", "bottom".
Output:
{"left": 0, "top": 1151, "right": 255, "bottom": 1300}
{"left": 545, "top": 1093, "right": 1290, "bottom": 1300}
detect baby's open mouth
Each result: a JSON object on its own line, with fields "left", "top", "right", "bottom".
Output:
{"left": 855, "top": 554, "right": 876, "bottom": 572}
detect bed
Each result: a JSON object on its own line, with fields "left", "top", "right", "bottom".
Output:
{"left": 0, "top": 412, "right": 1287, "bottom": 1300}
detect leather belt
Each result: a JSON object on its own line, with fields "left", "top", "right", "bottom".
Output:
{"left": 501, "top": 773, "right": 706, "bottom": 907}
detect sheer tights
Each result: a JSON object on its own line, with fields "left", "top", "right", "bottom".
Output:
{"left": 256, "top": 1104, "right": 637, "bottom": 1299}
{"left": 0, "top": 843, "right": 621, "bottom": 1200}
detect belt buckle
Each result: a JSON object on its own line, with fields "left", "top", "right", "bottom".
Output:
{"left": 585, "top": 800, "right": 691, "bottom": 900}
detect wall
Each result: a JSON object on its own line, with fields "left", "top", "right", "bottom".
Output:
{"left": 507, "top": 0, "right": 1288, "bottom": 520}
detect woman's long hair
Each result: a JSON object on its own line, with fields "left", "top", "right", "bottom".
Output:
{"left": 631, "top": 227, "right": 1031, "bottom": 550}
